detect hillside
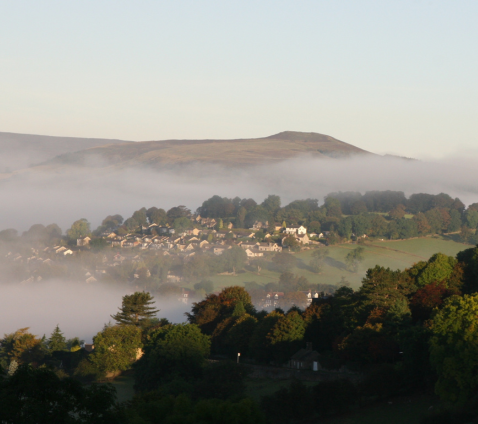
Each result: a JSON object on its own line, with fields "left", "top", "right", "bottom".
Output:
{"left": 0, "top": 132, "right": 131, "bottom": 173}
{"left": 34, "top": 131, "right": 373, "bottom": 171}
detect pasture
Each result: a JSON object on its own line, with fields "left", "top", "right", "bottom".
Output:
{"left": 207, "top": 236, "right": 470, "bottom": 290}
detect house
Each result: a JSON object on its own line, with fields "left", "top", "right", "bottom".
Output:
{"left": 264, "top": 292, "right": 284, "bottom": 308}
{"left": 296, "top": 234, "right": 310, "bottom": 245}
{"left": 179, "top": 289, "right": 190, "bottom": 304}
{"left": 111, "top": 238, "right": 125, "bottom": 248}
{"left": 227, "top": 222, "right": 233, "bottom": 230}
{"left": 257, "top": 242, "right": 282, "bottom": 252}
{"left": 289, "top": 343, "right": 320, "bottom": 370}
{"left": 86, "top": 276, "right": 97, "bottom": 284}
{"left": 244, "top": 248, "right": 263, "bottom": 258}
{"left": 239, "top": 242, "right": 257, "bottom": 250}
{"left": 77, "top": 236, "right": 91, "bottom": 247}
{"left": 302, "top": 291, "right": 319, "bottom": 304}
{"left": 84, "top": 344, "right": 94, "bottom": 352}
{"left": 284, "top": 226, "right": 307, "bottom": 235}
{"left": 250, "top": 221, "right": 268, "bottom": 230}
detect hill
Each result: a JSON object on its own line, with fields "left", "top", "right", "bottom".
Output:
{"left": 0, "top": 132, "right": 131, "bottom": 173}
{"left": 33, "top": 131, "right": 373, "bottom": 171}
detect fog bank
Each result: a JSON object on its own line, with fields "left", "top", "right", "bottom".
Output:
{"left": 0, "top": 281, "right": 189, "bottom": 343}
{"left": 1, "top": 154, "right": 478, "bottom": 232}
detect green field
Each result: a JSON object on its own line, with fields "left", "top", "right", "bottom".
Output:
{"left": 205, "top": 237, "right": 470, "bottom": 290}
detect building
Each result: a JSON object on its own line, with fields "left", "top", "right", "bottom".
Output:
{"left": 289, "top": 343, "right": 320, "bottom": 370}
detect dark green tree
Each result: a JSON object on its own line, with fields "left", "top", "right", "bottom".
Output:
{"left": 429, "top": 294, "right": 478, "bottom": 405}
{"left": 47, "top": 325, "right": 67, "bottom": 353}
{"left": 0, "top": 365, "right": 118, "bottom": 424}
{"left": 134, "top": 324, "right": 210, "bottom": 391}
{"left": 111, "top": 291, "right": 159, "bottom": 327}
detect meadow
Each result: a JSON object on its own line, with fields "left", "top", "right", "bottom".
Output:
{"left": 206, "top": 236, "right": 470, "bottom": 291}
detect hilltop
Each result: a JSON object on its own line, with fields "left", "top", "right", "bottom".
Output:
{"left": 30, "top": 131, "right": 373, "bottom": 171}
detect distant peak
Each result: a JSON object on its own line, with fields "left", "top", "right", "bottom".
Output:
{"left": 265, "top": 131, "right": 333, "bottom": 142}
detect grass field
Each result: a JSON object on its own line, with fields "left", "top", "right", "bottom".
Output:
{"left": 204, "top": 237, "right": 470, "bottom": 290}
{"left": 324, "top": 393, "right": 440, "bottom": 424}
{"left": 103, "top": 373, "right": 135, "bottom": 403}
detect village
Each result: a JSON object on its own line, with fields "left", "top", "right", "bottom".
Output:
{"left": 2, "top": 215, "right": 333, "bottom": 311}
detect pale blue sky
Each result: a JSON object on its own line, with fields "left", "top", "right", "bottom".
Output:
{"left": 1, "top": 1, "right": 477, "bottom": 157}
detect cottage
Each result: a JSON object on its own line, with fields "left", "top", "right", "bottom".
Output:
{"left": 77, "top": 236, "right": 91, "bottom": 247}
{"left": 289, "top": 343, "right": 320, "bottom": 370}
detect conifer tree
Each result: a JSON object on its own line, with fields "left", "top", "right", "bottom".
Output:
{"left": 111, "top": 291, "right": 159, "bottom": 327}
{"left": 48, "top": 325, "right": 67, "bottom": 353}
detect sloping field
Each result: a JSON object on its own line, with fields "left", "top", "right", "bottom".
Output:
{"left": 206, "top": 237, "right": 470, "bottom": 291}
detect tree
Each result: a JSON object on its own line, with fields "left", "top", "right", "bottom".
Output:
{"left": 448, "top": 209, "right": 462, "bottom": 232}
{"left": 324, "top": 197, "right": 342, "bottom": 218}
{"left": 66, "top": 218, "right": 90, "bottom": 241}
{"left": 167, "top": 205, "right": 191, "bottom": 221}
{"left": 282, "top": 235, "right": 300, "bottom": 252}
{"left": 47, "top": 325, "right": 67, "bottom": 353}
{"left": 261, "top": 195, "right": 281, "bottom": 214}
{"left": 0, "top": 328, "right": 44, "bottom": 368}
{"left": 358, "top": 266, "right": 414, "bottom": 323}
{"left": 414, "top": 253, "right": 457, "bottom": 288}
{"left": 134, "top": 324, "right": 210, "bottom": 391}
{"left": 173, "top": 216, "right": 192, "bottom": 233}
{"left": 194, "top": 279, "right": 214, "bottom": 294}
{"left": 88, "top": 324, "right": 142, "bottom": 378}
{"left": 235, "top": 207, "right": 247, "bottom": 228}
{"left": 465, "top": 209, "right": 478, "bottom": 229}
{"left": 131, "top": 208, "right": 148, "bottom": 227}
{"left": 388, "top": 204, "right": 406, "bottom": 220}
{"left": 111, "top": 291, "right": 159, "bottom": 327}
{"left": 146, "top": 207, "right": 167, "bottom": 225}
{"left": 267, "top": 311, "right": 305, "bottom": 363}
{"left": 272, "top": 252, "right": 296, "bottom": 273}
{"left": 310, "top": 248, "right": 329, "bottom": 273}
{"left": 429, "top": 294, "right": 478, "bottom": 405}
{"left": 413, "top": 212, "right": 431, "bottom": 235}
{"left": 345, "top": 246, "right": 365, "bottom": 272}
{"left": 279, "top": 292, "right": 308, "bottom": 310}
{"left": 0, "top": 365, "right": 118, "bottom": 424}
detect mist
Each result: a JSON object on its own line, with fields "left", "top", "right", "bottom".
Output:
{"left": 0, "top": 280, "right": 190, "bottom": 343}
{"left": 1, "top": 153, "right": 478, "bottom": 232}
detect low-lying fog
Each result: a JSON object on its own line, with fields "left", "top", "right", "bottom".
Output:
{"left": 0, "top": 281, "right": 189, "bottom": 343}
{"left": 1, "top": 153, "right": 478, "bottom": 232}
{"left": 1, "top": 153, "right": 477, "bottom": 340}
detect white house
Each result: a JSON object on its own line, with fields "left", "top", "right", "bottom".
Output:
{"left": 284, "top": 226, "right": 307, "bottom": 235}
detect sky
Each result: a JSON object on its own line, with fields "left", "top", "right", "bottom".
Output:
{"left": 0, "top": 1, "right": 477, "bottom": 158}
